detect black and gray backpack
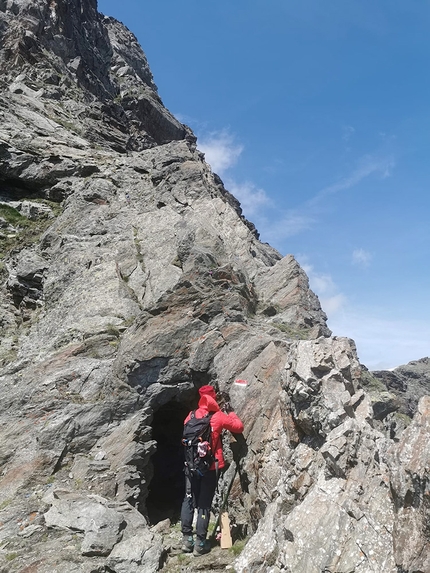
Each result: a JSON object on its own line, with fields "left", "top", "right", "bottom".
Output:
{"left": 182, "top": 411, "right": 214, "bottom": 478}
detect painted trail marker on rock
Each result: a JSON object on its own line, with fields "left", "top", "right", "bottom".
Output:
{"left": 234, "top": 379, "right": 248, "bottom": 387}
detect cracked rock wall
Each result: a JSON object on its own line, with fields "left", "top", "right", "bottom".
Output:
{"left": 0, "top": 2, "right": 429, "bottom": 573}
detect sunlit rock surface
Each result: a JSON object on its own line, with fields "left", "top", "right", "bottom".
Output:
{"left": 0, "top": 2, "right": 428, "bottom": 572}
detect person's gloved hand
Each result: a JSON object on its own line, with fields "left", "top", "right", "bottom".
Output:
{"left": 223, "top": 401, "right": 233, "bottom": 413}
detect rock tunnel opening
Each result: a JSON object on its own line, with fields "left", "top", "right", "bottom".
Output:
{"left": 146, "top": 399, "right": 192, "bottom": 525}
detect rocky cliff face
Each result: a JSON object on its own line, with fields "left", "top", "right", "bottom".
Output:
{"left": 372, "top": 357, "right": 430, "bottom": 417}
{"left": 0, "top": 2, "right": 429, "bottom": 573}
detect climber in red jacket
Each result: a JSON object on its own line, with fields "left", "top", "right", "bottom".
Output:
{"left": 180, "top": 385, "right": 244, "bottom": 556}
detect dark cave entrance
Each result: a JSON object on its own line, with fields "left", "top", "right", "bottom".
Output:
{"left": 146, "top": 400, "right": 192, "bottom": 525}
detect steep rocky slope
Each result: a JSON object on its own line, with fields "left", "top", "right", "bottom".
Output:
{"left": 0, "top": 2, "right": 429, "bottom": 573}
{"left": 372, "top": 357, "right": 430, "bottom": 417}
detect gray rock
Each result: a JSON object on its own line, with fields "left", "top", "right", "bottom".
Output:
{"left": 0, "top": 2, "right": 429, "bottom": 573}
{"left": 17, "top": 200, "right": 54, "bottom": 220}
{"left": 44, "top": 492, "right": 126, "bottom": 556}
{"left": 107, "top": 529, "right": 164, "bottom": 573}
{"left": 388, "top": 396, "right": 430, "bottom": 573}
{"left": 6, "top": 247, "right": 48, "bottom": 307}
{"left": 372, "top": 356, "right": 430, "bottom": 418}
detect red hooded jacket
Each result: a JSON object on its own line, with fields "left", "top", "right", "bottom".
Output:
{"left": 184, "top": 394, "right": 244, "bottom": 470}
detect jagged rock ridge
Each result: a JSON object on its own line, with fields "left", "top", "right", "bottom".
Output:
{"left": 373, "top": 357, "right": 430, "bottom": 417}
{"left": 0, "top": 2, "right": 429, "bottom": 573}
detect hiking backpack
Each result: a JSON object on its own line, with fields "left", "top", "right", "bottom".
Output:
{"left": 182, "top": 411, "right": 214, "bottom": 478}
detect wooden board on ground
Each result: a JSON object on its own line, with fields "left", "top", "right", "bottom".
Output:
{"left": 220, "top": 511, "right": 232, "bottom": 549}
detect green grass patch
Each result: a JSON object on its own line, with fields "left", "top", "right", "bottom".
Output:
{"left": 66, "top": 392, "right": 84, "bottom": 404}
{"left": 0, "top": 498, "right": 11, "bottom": 510}
{"left": 0, "top": 349, "right": 17, "bottom": 367}
{"left": 272, "top": 322, "right": 311, "bottom": 340}
{"left": 393, "top": 412, "right": 412, "bottom": 425}
{"left": 132, "top": 226, "right": 145, "bottom": 268}
{"left": 31, "top": 198, "right": 63, "bottom": 216}
{"left": 0, "top": 200, "right": 63, "bottom": 261}
{"left": 229, "top": 539, "right": 247, "bottom": 556}
{"left": 171, "top": 255, "right": 182, "bottom": 269}
{"left": 359, "top": 370, "right": 387, "bottom": 394}
{"left": 0, "top": 204, "right": 31, "bottom": 227}
{"left": 105, "top": 323, "right": 120, "bottom": 337}
{"left": 74, "top": 478, "right": 84, "bottom": 489}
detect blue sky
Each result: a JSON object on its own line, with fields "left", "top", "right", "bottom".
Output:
{"left": 98, "top": 0, "right": 430, "bottom": 369}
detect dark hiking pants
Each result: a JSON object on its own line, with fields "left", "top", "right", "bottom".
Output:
{"left": 180, "top": 469, "right": 217, "bottom": 540}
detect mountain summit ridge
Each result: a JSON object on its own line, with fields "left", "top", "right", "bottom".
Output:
{"left": 0, "top": 0, "right": 187, "bottom": 152}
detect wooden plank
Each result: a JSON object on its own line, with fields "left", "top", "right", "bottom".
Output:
{"left": 220, "top": 511, "right": 232, "bottom": 549}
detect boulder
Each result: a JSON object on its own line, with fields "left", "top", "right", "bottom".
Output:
{"left": 44, "top": 492, "right": 126, "bottom": 556}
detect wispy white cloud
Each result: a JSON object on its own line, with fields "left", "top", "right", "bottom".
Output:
{"left": 196, "top": 129, "right": 273, "bottom": 222}
{"left": 342, "top": 125, "right": 355, "bottom": 142}
{"left": 195, "top": 124, "right": 421, "bottom": 371}
{"left": 299, "top": 257, "right": 347, "bottom": 317}
{"left": 259, "top": 152, "right": 396, "bottom": 244}
{"left": 261, "top": 211, "right": 315, "bottom": 242}
{"left": 314, "top": 154, "right": 395, "bottom": 201}
{"left": 174, "top": 112, "right": 192, "bottom": 125}
{"left": 226, "top": 180, "right": 271, "bottom": 217}
{"left": 321, "top": 293, "right": 348, "bottom": 315}
{"left": 198, "top": 130, "right": 243, "bottom": 175}
{"left": 248, "top": 152, "right": 396, "bottom": 247}
{"left": 328, "top": 311, "right": 430, "bottom": 370}
{"left": 305, "top": 270, "right": 336, "bottom": 294}
{"left": 352, "top": 248, "right": 372, "bottom": 267}
{"left": 298, "top": 255, "right": 429, "bottom": 369}
{"left": 197, "top": 127, "right": 397, "bottom": 250}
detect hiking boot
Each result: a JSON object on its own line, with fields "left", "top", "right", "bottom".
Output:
{"left": 182, "top": 535, "right": 194, "bottom": 553}
{"left": 193, "top": 539, "right": 211, "bottom": 556}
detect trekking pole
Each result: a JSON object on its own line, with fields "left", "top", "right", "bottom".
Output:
{"left": 209, "top": 459, "right": 238, "bottom": 544}
{"left": 209, "top": 432, "right": 246, "bottom": 545}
